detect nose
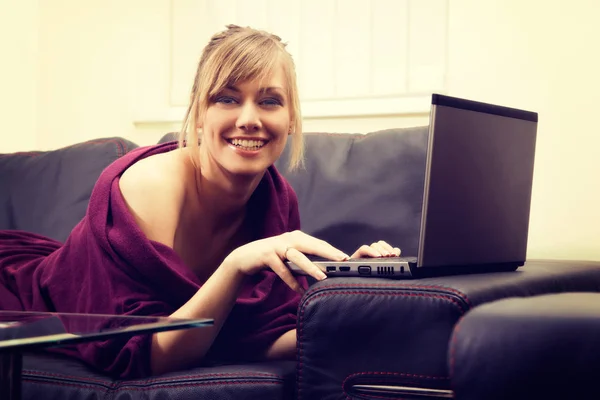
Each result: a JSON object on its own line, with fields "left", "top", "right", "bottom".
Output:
{"left": 236, "top": 102, "right": 262, "bottom": 132}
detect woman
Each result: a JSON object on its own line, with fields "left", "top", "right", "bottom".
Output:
{"left": 0, "top": 25, "right": 400, "bottom": 378}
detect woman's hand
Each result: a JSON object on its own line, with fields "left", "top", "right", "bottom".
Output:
{"left": 351, "top": 240, "right": 401, "bottom": 259}
{"left": 222, "top": 230, "right": 349, "bottom": 293}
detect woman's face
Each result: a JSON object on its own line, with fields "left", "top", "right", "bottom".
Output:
{"left": 200, "top": 66, "right": 291, "bottom": 178}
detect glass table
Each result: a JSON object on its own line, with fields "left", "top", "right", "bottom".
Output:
{"left": 0, "top": 310, "right": 213, "bottom": 400}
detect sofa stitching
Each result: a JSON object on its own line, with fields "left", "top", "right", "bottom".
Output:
{"left": 116, "top": 138, "right": 129, "bottom": 155}
{"left": 448, "top": 315, "right": 465, "bottom": 389}
{"left": 306, "top": 283, "right": 473, "bottom": 307}
{"left": 84, "top": 138, "right": 126, "bottom": 158}
{"left": 22, "top": 370, "right": 281, "bottom": 386}
{"left": 297, "top": 290, "right": 464, "bottom": 400}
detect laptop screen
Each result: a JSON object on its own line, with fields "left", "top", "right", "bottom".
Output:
{"left": 418, "top": 94, "right": 538, "bottom": 268}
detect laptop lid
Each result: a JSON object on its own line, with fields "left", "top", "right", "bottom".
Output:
{"left": 417, "top": 94, "right": 538, "bottom": 269}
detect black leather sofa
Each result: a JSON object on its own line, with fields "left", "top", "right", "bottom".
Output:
{"left": 450, "top": 291, "right": 600, "bottom": 400}
{"left": 1, "top": 127, "right": 599, "bottom": 399}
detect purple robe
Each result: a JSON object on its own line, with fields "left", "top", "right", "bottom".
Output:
{"left": 0, "top": 142, "right": 307, "bottom": 378}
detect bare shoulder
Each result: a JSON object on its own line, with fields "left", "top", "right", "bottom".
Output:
{"left": 119, "top": 149, "right": 188, "bottom": 247}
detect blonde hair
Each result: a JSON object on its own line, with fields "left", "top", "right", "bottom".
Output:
{"left": 179, "top": 24, "right": 304, "bottom": 171}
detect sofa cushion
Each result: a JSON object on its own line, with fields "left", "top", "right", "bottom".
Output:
{"left": 0, "top": 138, "right": 138, "bottom": 242}
{"left": 450, "top": 292, "right": 600, "bottom": 400}
{"left": 23, "top": 353, "right": 295, "bottom": 400}
{"left": 158, "top": 132, "right": 178, "bottom": 144}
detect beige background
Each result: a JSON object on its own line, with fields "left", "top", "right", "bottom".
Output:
{"left": 1, "top": 0, "right": 599, "bottom": 261}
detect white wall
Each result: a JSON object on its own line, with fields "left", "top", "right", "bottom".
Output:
{"left": 0, "top": 0, "right": 39, "bottom": 152}
{"left": 162, "top": 0, "right": 447, "bottom": 120}
{"left": 446, "top": 0, "right": 600, "bottom": 262}
{"left": 1, "top": 0, "right": 599, "bottom": 260}
{"left": 36, "top": 0, "right": 172, "bottom": 149}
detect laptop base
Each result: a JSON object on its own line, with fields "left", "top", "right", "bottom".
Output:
{"left": 286, "top": 257, "right": 522, "bottom": 279}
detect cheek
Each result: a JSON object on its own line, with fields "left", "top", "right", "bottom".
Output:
{"left": 203, "top": 108, "right": 233, "bottom": 131}
{"left": 264, "top": 113, "right": 291, "bottom": 135}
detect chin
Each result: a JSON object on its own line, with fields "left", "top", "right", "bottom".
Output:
{"left": 224, "top": 163, "right": 269, "bottom": 178}
{"left": 218, "top": 153, "right": 274, "bottom": 177}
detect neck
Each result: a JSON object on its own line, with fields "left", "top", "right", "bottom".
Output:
{"left": 192, "top": 152, "right": 265, "bottom": 229}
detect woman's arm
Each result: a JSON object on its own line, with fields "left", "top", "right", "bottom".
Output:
{"left": 150, "top": 258, "right": 244, "bottom": 375}
{"left": 264, "top": 329, "right": 297, "bottom": 360}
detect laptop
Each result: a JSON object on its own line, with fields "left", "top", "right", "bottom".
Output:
{"left": 286, "top": 93, "right": 538, "bottom": 278}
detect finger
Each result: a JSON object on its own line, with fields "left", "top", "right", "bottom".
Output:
{"left": 285, "top": 231, "right": 349, "bottom": 261}
{"left": 377, "top": 240, "right": 396, "bottom": 255}
{"left": 286, "top": 248, "right": 327, "bottom": 281}
{"left": 370, "top": 242, "right": 388, "bottom": 257}
{"left": 352, "top": 244, "right": 381, "bottom": 259}
{"left": 375, "top": 240, "right": 399, "bottom": 257}
{"left": 269, "top": 253, "right": 306, "bottom": 294}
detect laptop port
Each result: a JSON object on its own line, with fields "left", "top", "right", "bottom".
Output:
{"left": 358, "top": 266, "right": 371, "bottom": 275}
{"left": 326, "top": 266, "right": 336, "bottom": 272}
{"left": 339, "top": 266, "right": 350, "bottom": 272}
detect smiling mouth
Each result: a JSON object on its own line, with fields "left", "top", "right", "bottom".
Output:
{"left": 226, "top": 138, "right": 269, "bottom": 151}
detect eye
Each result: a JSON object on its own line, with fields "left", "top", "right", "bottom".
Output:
{"left": 260, "top": 97, "right": 283, "bottom": 107}
{"left": 214, "top": 96, "right": 238, "bottom": 105}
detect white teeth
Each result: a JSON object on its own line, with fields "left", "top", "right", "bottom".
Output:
{"left": 229, "top": 138, "right": 267, "bottom": 149}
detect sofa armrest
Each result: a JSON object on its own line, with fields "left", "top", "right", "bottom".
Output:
{"left": 296, "top": 277, "right": 469, "bottom": 399}
{"left": 450, "top": 292, "right": 600, "bottom": 400}
{"left": 295, "top": 260, "right": 600, "bottom": 399}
